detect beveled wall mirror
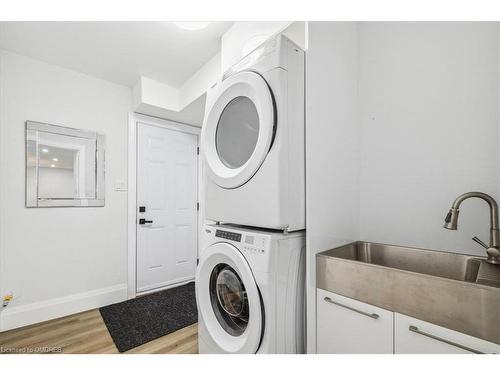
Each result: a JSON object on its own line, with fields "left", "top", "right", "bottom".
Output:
{"left": 26, "top": 121, "right": 105, "bottom": 207}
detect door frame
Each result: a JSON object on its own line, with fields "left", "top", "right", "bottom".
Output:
{"left": 127, "top": 113, "right": 201, "bottom": 299}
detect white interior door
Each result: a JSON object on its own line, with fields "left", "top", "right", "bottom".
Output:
{"left": 137, "top": 122, "right": 198, "bottom": 293}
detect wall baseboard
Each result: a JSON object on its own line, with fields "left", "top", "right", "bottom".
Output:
{"left": 0, "top": 284, "right": 128, "bottom": 332}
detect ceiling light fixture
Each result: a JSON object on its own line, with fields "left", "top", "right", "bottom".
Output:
{"left": 50, "top": 164, "right": 55, "bottom": 168}
{"left": 41, "top": 148, "right": 49, "bottom": 153}
{"left": 52, "top": 158, "right": 59, "bottom": 162}
{"left": 173, "top": 22, "right": 211, "bottom": 31}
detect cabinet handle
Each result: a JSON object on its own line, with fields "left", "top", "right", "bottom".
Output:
{"left": 408, "top": 325, "right": 483, "bottom": 354}
{"left": 323, "top": 296, "right": 379, "bottom": 319}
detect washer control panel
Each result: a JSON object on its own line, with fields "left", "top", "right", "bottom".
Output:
{"left": 209, "top": 226, "right": 271, "bottom": 265}
{"left": 215, "top": 229, "right": 242, "bottom": 242}
{"left": 241, "top": 234, "right": 267, "bottom": 254}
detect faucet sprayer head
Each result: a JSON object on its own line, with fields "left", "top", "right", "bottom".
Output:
{"left": 444, "top": 209, "right": 459, "bottom": 230}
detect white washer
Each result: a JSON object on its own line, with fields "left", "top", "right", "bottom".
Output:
{"left": 201, "top": 35, "right": 305, "bottom": 232}
{"left": 196, "top": 224, "right": 305, "bottom": 354}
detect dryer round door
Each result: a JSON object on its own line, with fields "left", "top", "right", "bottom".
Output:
{"left": 196, "top": 242, "right": 264, "bottom": 353}
{"left": 201, "top": 71, "right": 275, "bottom": 189}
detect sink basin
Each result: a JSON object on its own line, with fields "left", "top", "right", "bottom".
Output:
{"left": 317, "top": 242, "right": 500, "bottom": 344}
{"left": 322, "top": 242, "right": 499, "bottom": 286}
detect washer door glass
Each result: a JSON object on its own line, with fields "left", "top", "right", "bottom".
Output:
{"left": 216, "top": 97, "right": 260, "bottom": 169}
{"left": 195, "top": 242, "right": 263, "bottom": 353}
{"left": 210, "top": 264, "right": 249, "bottom": 336}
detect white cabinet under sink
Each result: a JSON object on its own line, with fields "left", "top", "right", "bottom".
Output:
{"left": 316, "top": 288, "right": 500, "bottom": 354}
{"left": 394, "top": 313, "right": 500, "bottom": 354}
{"left": 316, "top": 289, "right": 393, "bottom": 354}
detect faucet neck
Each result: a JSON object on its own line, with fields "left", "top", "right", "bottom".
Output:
{"left": 451, "top": 192, "right": 499, "bottom": 250}
{"left": 491, "top": 229, "right": 500, "bottom": 249}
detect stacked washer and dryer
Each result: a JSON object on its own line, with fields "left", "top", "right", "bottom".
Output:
{"left": 196, "top": 35, "right": 306, "bottom": 354}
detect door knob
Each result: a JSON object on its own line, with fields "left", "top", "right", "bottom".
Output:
{"left": 139, "top": 218, "right": 153, "bottom": 225}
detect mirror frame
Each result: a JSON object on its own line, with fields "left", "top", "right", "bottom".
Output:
{"left": 25, "top": 120, "right": 105, "bottom": 207}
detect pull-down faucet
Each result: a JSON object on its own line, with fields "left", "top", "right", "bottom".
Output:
{"left": 444, "top": 192, "right": 500, "bottom": 264}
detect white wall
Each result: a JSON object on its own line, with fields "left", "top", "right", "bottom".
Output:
{"left": 358, "top": 22, "right": 500, "bottom": 255}
{"left": 179, "top": 52, "right": 221, "bottom": 108}
{"left": 134, "top": 76, "right": 179, "bottom": 112}
{"left": 0, "top": 50, "right": 131, "bottom": 330}
{"left": 305, "top": 22, "right": 360, "bottom": 353}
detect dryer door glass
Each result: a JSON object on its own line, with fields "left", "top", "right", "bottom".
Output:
{"left": 210, "top": 264, "right": 249, "bottom": 336}
{"left": 216, "top": 97, "right": 259, "bottom": 169}
{"left": 201, "top": 71, "right": 275, "bottom": 189}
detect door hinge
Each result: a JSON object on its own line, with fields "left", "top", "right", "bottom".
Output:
{"left": 197, "top": 147, "right": 199, "bottom": 155}
{"left": 196, "top": 202, "right": 200, "bottom": 211}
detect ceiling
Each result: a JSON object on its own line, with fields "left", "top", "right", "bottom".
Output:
{"left": 0, "top": 21, "right": 232, "bottom": 88}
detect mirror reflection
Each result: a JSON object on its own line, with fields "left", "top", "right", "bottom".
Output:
{"left": 26, "top": 121, "right": 105, "bottom": 207}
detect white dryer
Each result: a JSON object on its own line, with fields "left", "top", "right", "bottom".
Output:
{"left": 201, "top": 35, "right": 305, "bottom": 232}
{"left": 195, "top": 224, "right": 305, "bottom": 354}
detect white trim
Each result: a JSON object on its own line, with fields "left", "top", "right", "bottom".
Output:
{"left": 127, "top": 113, "right": 201, "bottom": 300}
{"left": 136, "top": 275, "right": 195, "bottom": 294}
{"left": 0, "top": 284, "right": 127, "bottom": 332}
{"left": 127, "top": 112, "right": 137, "bottom": 299}
{"left": 136, "top": 277, "right": 195, "bottom": 297}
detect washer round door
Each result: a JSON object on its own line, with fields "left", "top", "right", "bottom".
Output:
{"left": 201, "top": 71, "right": 275, "bottom": 189}
{"left": 196, "top": 242, "right": 264, "bottom": 353}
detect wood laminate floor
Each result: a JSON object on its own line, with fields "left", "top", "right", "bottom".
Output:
{"left": 0, "top": 309, "right": 198, "bottom": 354}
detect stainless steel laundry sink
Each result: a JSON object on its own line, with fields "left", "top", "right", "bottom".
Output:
{"left": 317, "top": 242, "right": 500, "bottom": 344}
{"left": 322, "top": 241, "right": 499, "bottom": 285}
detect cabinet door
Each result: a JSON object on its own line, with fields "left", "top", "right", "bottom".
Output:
{"left": 395, "top": 313, "right": 500, "bottom": 354}
{"left": 316, "top": 288, "right": 393, "bottom": 354}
